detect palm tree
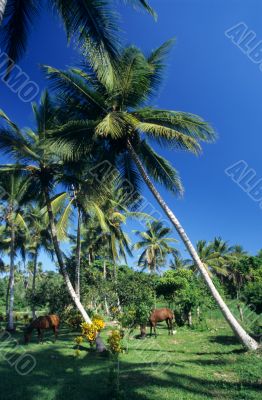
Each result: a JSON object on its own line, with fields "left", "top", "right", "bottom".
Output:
{"left": 0, "top": 172, "right": 29, "bottom": 330}
{"left": 26, "top": 204, "right": 54, "bottom": 318}
{"left": 133, "top": 221, "right": 178, "bottom": 274}
{"left": 190, "top": 239, "right": 229, "bottom": 279}
{"left": 0, "top": 92, "right": 93, "bottom": 324}
{"left": 170, "top": 253, "right": 191, "bottom": 270}
{"left": 0, "top": 0, "right": 155, "bottom": 73}
{"left": 44, "top": 42, "right": 259, "bottom": 349}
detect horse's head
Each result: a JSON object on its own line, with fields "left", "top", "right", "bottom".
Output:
{"left": 23, "top": 326, "right": 32, "bottom": 344}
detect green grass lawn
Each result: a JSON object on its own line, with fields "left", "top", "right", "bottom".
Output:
{"left": 0, "top": 314, "right": 261, "bottom": 400}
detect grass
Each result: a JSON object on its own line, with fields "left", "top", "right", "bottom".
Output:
{"left": 0, "top": 311, "right": 261, "bottom": 400}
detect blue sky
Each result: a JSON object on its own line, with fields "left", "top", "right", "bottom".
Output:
{"left": 1, "top": 0, "right": 262, "bottom": 270}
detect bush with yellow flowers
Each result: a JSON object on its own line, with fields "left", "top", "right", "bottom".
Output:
{"left": 107, "top": 330, "right": 123, "bottom": 354}
{"left": 81, "top": 322, "right": 97, "bottom": 343}
{"left": 74, "top": 316, "right": 105, "bottom": 355}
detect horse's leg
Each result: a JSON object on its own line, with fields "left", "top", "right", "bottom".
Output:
{"left": 41, "top": 330, "right": 44, "bottom": 344}
{"left": 169, "top": 318, "right": 173, "bottom": 335}
{"left": 53, "top": 326, "right": 58, "bottom": 342}
{"left": 165, "top": 319, "right": 170, "bottom": 335}
{"left": 37, "top": 328, "right": 41, "bottom": 343}
{"left": 150, "top": 323, "right": 152, "bottom": 337}
{"left": 154, "top": 323, "right": 157, "bottom": 338}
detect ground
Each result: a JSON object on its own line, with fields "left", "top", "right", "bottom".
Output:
{"left": 0, "top": 312, "right": 261, "bottom": 400}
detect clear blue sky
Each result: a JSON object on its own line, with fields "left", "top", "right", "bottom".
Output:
{"left": 1, "top": 0, "right": 262, "bottom": 269}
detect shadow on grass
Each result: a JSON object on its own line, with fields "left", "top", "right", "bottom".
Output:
{"left": 209, "top": 335, "right": 240, "bottom": 346}
{"left": 0, "top": 326, "right": 260, "bottom": 400}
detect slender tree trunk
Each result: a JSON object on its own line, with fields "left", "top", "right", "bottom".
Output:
{"left": 44, "top": 189, "right": 91, "bottom": 324}
{"left": 127, "top": 140, "right": 259, "bottom": 350}
{"left": 75, "top": 207, "right": 81, "bottom": 300}
{"left": 196, "top": 306, "right": 200, "bottom": 321}
{"left": 5, "top": 273, "right": 10, "bottom": 320}
{"left": 103, "top": 260, "right": 110, "bottom": 315}
{"left": 7, "top": 221, "right": 15, "bottom": 331}
{"left": 188, "top": 310, "right": 192, "bottom": 327}
{"left": 32, "top": 250, "right": 38, "bottom": 319}
{"left": 103, "top": 259, "right": 106, "bottom": 279}
{"left": 0, "top": 0, "right": 7, "bottom": 24}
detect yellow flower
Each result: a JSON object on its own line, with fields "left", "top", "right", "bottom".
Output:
{"left": 80, "top": 322, "right": 97, "bottom": 343}
{"left": 92, "top": 317, "right": 105, "bottom": 332}
{"left": 74, "top": 336, "right": 84, "bottom": 345}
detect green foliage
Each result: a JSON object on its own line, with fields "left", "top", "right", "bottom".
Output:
{"left": 26, "top": 271, "right": 70, "bottom": 314}
{"left": 244, "top": 280, "right": 262, "bottom": 314}
{"left": 157, "top": 269, "right": 217, "bottom": 326}
{"left": 117, "top": 268, "right": 155, "bottom": 327}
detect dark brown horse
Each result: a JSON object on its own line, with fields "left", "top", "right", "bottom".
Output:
{"left": 149, "top": 308, "right": 174, "bottom": 337}
{"left": 24, "top": 315, "right": 60, "bottom": 344}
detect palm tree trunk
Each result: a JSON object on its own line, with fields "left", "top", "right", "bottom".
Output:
{"left": 5, "top": 273, "right": 10, "bottom": 320}
{"left": 0, "top": 0, "right": 7, "bottom": 24}
{"left": 75, "top": 207, "right": 81, "bottom": 299}
{"left": 127, "top": 140, "right": 259, "bottom": 350}
{"left": 44, "top": 188, "right": 91, "bottom": 324}
{"left": 103, "top": 260, "right": 110, "bottom": 315}
{"left": 32, "top": 250, "right": 38, "bottom": 319}
{"left": 7, "top": 220, "right": 15, "bottom": 331}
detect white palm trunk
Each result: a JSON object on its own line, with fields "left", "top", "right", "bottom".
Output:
{"left": 44, "top": 189, "right": 91, "bottom": 324}
{"left": 0, "top": 0, "right": 7, "bottom": 24}
{"left": 127, "top": 140, "right": 259, "bottom": 351}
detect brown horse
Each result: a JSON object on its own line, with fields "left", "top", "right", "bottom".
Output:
{"left": 149, "top": 308, "right": 174, "bottom": 337}
{"left": 24, "top": 315, "right": 60, "bottom": 344}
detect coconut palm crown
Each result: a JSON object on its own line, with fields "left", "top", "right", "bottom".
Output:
{"left": 44, "top": 40, "right": 215, "bottom": 197}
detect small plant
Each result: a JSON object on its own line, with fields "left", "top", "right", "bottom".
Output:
{"left": 107, "top": 330, "right": 124, "bottom": 354}
{"left": 74, "top": 336, "right": 84, "bottom": 357}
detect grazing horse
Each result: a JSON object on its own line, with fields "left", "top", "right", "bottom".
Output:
{"left": 24, "top": 315, "right": 60, "bottom": 344}
{"left": 149, "top": 308, "right": 174, "bottom": 337}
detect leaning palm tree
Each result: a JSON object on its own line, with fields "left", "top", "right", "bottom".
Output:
{"left": 44, "top": 41, "right": 259, "bottom": 349}
{"left": 0, "top": 92, "right": 93, "bottom": 323}
{"left": 0, "top": 0, "right": 155, "bottom": 73}
{"left": 133, "top": 221, "right": 178, "bottom": 274}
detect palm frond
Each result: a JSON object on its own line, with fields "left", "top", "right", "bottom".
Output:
{"left": 137, "top": 139, "right": 183, "bottom": 194}
{"left": 52, "top": 0, "right": 120, "bottom": 56}
{"left": 0, "top": 0, "right": 39, "bottom": 72}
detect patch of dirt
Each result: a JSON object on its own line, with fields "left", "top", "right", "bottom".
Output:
{"left": 213, "top": 371, "right": 239, "bottom": 383}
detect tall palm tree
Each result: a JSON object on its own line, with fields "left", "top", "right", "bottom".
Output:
{"left": 44, "top": 42, "right": 259, "bottom": 349}
{"left": 0, "top": 172, "right": 29, "bottom": 330}
{"left": 0, "top": 92, "right": 93, "bottom": 323}
{"left": 133, "top": 221, "right": 178, "bottom": 274}
{"left": 26, "top": 204, "right": 54, "bottom": 318}
{"left": 0, "top": 0, "right": 155, "bottom": 73}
